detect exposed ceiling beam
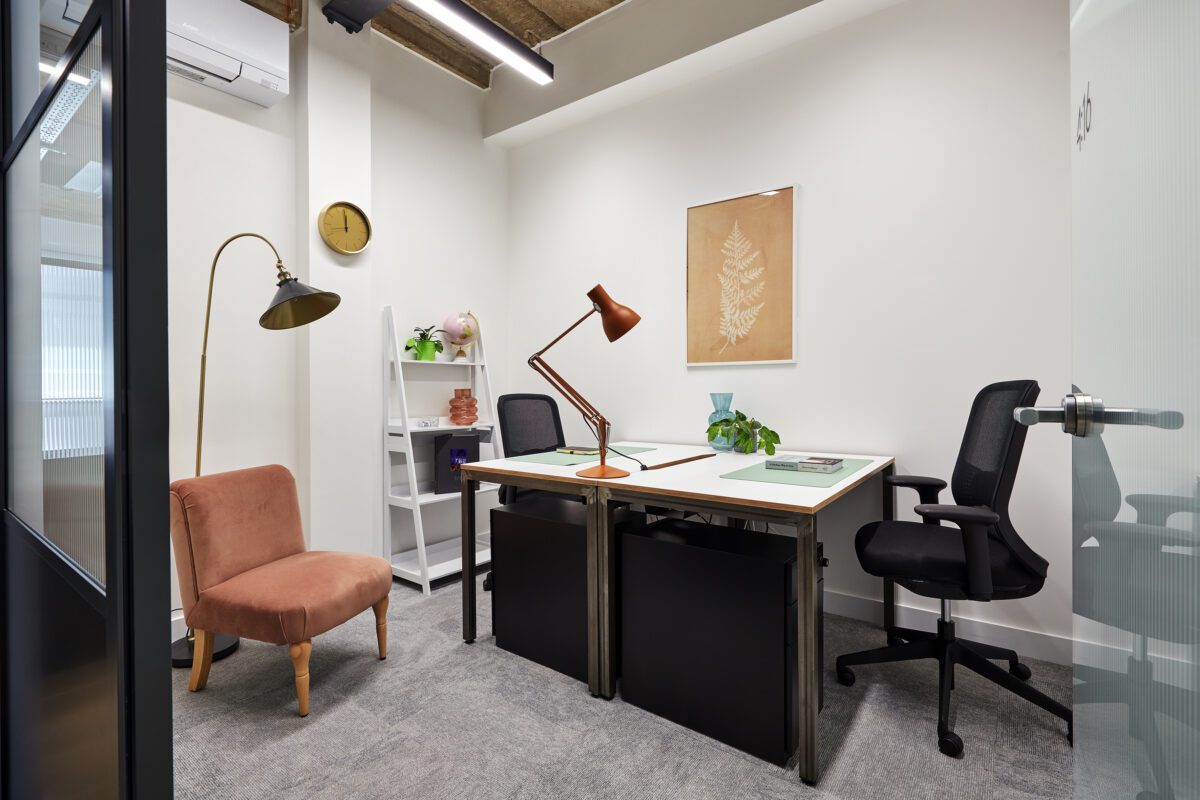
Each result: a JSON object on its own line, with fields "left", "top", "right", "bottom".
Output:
{"left": 240, "top": 0, "right": 627, "bottom": 89}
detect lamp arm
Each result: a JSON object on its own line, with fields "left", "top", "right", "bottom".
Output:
{"left": 195, "top": 233, "right": 287, "bottom": 477}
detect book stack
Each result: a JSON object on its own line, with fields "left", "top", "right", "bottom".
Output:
{"left": 764, "top": 455, "right": 844, "bottom": 474}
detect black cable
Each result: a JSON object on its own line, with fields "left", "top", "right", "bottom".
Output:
{"left": 582, "top": 416, "right": 650, "bottom": 471}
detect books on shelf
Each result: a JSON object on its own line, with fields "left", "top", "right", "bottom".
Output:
{"left": 765, "top": 455, "right": 844, "bottom": 474}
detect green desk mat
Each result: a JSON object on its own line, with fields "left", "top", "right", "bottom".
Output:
{"left": 720, "top": 457, "right": 873, "bottom": 488}
{"left": 510, "top": 446, "right": 655, "bottom": 467}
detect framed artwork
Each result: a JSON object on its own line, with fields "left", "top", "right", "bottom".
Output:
{"left": 686, "top": 186, "right": 796, "bottom": 366}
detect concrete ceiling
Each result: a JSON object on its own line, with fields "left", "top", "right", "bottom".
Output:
{"left": 242, "top": 0, "right": 623, "bottom": 89}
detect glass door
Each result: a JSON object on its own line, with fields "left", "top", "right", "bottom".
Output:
{"left": 1020, "top": 2, "right": 1200, "bottom": 798}
{"left": 1, "top": 2, "right": 170, "bottom": 797}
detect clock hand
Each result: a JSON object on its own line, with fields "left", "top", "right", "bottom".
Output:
{"left": 343, "top": 209, "right": 348, "bottom": 233}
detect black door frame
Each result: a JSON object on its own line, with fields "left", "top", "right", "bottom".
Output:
{"left": 0, "top": 1, "right": 171, "bottom": 797}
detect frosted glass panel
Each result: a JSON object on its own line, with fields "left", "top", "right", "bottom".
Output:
{"left": 1071, "top": 1, "right": 1200, "bottom": 798}
{"left": 6, "top": 31, "right": 105, "bottom": 585}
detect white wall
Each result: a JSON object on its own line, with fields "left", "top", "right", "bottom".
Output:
{"left": 505, "top": 0, "right": 1074, "bottom": 655}
{"left": 166, "top": 74, "right": 300, "bottom": 629}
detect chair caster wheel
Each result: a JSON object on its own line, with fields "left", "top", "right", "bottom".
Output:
{"left": 836, "top": 666, "right": 856, "bottom": 687}
{"left": 887, "top": 634, "right": 904, "bottom": 646}
{"left": 938, "top": 731, "right": 963, "bottom": 758}
{"left": 1009, "top": 662, "right": 1032, "bottom": 681}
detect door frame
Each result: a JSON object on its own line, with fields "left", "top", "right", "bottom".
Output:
{"left": 0, "top": 1, "right": 171, "bottom": 797}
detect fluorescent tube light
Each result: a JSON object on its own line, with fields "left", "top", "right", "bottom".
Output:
{"left": 39, "top": 61, "right": 92, "bottom": 86}
{"left": 405, "top": 0, "right": 554, "bottom": 85}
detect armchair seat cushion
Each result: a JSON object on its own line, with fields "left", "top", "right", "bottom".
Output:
{"left": 187, "top": 551, "right": 392, "bottom": 645}
{"left": 856, "top": 520, "right": 1041, "bottom": 601}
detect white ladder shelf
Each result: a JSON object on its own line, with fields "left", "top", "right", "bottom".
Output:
{"left": 382, "top": 306, "right": 502, "bottom": 595}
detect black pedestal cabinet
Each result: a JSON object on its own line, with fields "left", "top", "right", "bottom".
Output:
{"left": 620, "top": 518, "right": 823, "bottom": 767}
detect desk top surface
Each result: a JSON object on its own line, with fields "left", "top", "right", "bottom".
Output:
{"left": 461, "top": 442, "right": 894, "bottom": 515}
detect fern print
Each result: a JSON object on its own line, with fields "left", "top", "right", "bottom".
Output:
{"left": 717, "top": 220, "right": 766, "bottom": 352}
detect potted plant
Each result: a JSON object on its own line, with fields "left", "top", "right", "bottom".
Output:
{"left": 706, "top": 411, "right": 780, "bottom": 455}
{"left": 405, "top": 325, "right": 445, "bottom": 361}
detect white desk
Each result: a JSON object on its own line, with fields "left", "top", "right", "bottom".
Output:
{"left": 460, "top": 442, "right": 896, "bottom": 786}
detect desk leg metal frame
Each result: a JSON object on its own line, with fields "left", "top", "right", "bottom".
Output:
{"left": 462, "top": 477, "right": 479, "bottom": 643}
{"left": 796, "top": 514, "right": 820, "bottom": 785}
{"left": 588, "top": 486, "right": 616, "bottom": 698}
{"left": 881, "top": 463, "right": 896, "bottom": 633}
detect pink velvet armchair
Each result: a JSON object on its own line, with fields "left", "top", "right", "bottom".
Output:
{"left": 170, "top": 465, "right": 392, "bottom": 716}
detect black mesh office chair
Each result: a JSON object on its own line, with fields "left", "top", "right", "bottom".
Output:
{"left": 495, "top": 393, "right": 566, "bottom": 505}
{"left": 835, "top": 380, "right": 1071, "bottom": 758}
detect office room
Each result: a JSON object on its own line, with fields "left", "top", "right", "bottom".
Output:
{"left": 2, "top": 0, "right": 1196, "bottom": 797}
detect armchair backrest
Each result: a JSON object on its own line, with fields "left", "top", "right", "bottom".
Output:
{"left": 951, "top": 380, "right": 1050, "bottom": 578}
{"left": 170, "top": 464, "right": 305, "bottom": 616}
{"left": 497, "top": 394, "right": 565, "bottom": 457}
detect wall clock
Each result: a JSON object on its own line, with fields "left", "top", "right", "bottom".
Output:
{"left": 318, "top": 201, "right": 372, "bottom": 255}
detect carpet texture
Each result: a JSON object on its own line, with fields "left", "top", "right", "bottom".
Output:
{"left": 173, "top": 577, "right": 1073, "bottom": 799}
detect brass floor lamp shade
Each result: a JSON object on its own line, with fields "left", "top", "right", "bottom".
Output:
{"left": 528, "top": 284, "right": 640, "bottom": 479}
{"left": 194, "top": 232, "right": 340, "bottom": 476}
{"left": 173, "top": 232, "right": 340, "bottom": 669}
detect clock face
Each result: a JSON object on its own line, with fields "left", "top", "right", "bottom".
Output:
{"left": 319, "top": 201, "right": 371, "bottom": 254}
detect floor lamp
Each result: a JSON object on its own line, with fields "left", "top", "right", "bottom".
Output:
{"left": 170, "top": 232, "right": 341, "bottom": 668}
{"left": 528, "top": 284, "right": 640, "bottom": 479}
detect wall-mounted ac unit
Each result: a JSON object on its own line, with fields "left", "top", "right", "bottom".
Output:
{"left": 167, "top": 0, "right": 289, "bottom": 108}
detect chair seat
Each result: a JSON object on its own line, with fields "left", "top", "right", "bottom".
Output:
{"left": 187, "top": 551, "right": 393, "bottom": 645}
{"left": 856, "top": 520, "right": 1042, "bottom": 600}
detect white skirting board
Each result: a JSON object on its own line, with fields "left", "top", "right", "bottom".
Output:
{"left": 824, "top": 589, "right": 1074, "bottom": 666}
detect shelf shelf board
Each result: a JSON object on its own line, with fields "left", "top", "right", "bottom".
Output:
{"left": 387, "top": 420, "right": 493, "bottom": 436}
{"left": 387, "top": 482, "right": 499, "bottom": 509}
{"left": 399, "top": 359, "right": 485, "bottom": 367}
{"left": 391, "top": 533, "right": 490, "bottom": 584}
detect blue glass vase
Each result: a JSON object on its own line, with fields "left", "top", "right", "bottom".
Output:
{"left": 707, "top": 392, "right": 735, "bottom": 451}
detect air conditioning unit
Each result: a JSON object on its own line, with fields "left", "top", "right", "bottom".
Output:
{"left": 167, "top": 0, "right": 289, "bottom": 107}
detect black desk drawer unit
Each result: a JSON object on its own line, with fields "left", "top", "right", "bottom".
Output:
{"left": 491, "top": 497, "right": 643, "bottom": 683}
{"left": 620, "top": 518, "right": 823, "bottom": 767}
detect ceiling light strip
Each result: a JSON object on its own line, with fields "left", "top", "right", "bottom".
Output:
{"left": 405, "top": 0, "right": 554, "bottom": 85}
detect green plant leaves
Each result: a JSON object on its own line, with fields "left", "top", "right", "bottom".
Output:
{"left": 706, "top": 410, "right": 781, "bottom": 455}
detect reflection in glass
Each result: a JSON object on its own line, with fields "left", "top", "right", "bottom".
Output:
{"left": 9, "top": 1, "right": 96, "bottom": 131}
{"left": 1073, "top": 428, "right": 1199, "bottom": 799}
{"left": 6, "top": 32, "right": 106, "bottom": 585}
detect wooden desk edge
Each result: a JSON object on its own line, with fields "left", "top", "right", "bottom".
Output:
{"left": 461, "top": 457, "right": 896, "bottom": 516}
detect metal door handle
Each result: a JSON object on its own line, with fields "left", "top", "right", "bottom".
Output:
{"left": 1014, "top": 393, "right": 1183, "bottom": 438}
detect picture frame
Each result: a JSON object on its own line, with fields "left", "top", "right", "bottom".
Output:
{"left": 685, "top": 185, "right": 799, "bottom": 367}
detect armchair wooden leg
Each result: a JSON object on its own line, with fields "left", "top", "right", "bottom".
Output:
{"left": 188, "top": 628, "right": 214, "bottom": 692}
{"left": 373, "top": 596, "right": 389, "bottom": 660}
{"left": 288, "top": 640, "right": 313, "bottom": 717}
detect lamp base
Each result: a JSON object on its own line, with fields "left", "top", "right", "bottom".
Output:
{"left": 171, "top": 632, "right": 240, "bottom": 668}
{"left": 577, "top": 463, "right": 630, "bottom": 479}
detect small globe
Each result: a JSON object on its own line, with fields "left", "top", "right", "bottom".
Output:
{"left": 441, "top": 311, "right": 480, "bottom": 347}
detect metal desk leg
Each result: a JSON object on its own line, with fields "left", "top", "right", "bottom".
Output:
{"left": 881, "top": 464, "right": 896, "bottom": 632}
{"left": 462, "top": 478, "right": 478, "bottom": 644}
{"left": 796, "top": 514, "right": 820, "bottom": 785}
{"left": 585, "top": 487, "right": 615, "bottom": 698}
{"left": 597, "top": 487, "right": 617, "bottom": 699}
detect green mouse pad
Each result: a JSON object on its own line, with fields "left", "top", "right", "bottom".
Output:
{"left": 510, "top": 446, "right": 655, "bottom": 466}
{"left": 720, "top": 457, "right": 873, "bottom": 488}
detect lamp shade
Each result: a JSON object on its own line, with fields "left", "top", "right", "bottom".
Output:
{"left": 259, "top": 277, "right": 341, "bottom": 330}
{"left": 587, "top": 284, "right": 640, "bottom": 342}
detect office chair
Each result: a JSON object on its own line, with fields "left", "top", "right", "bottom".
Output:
{"left": 835, "top": 379, "right": 1071, "bottom": 758}
{"left": 495, "top": 393, "right": 567, "bottom": 505}
{"left": 1071, "top": 425, "right": 1198, "bottom": 800}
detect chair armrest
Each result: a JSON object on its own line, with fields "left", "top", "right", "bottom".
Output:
{"left": 1126, "top": 493, "right": 1200, "bottom": 527}
{"left": 914, "top": 504, "right": 999, "bottom": 600}
{"left": 887, "top": 474, "right": 948, "bottom": 505}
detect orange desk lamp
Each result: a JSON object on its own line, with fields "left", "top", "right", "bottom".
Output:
{"left": 528, "top": 284, "right": 640, "bottom": 479}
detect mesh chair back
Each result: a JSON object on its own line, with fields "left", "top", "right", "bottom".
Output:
{"left": 951, "top": 380, "right": 1050, "bottom": 577}
{"left": 497, "top": 394, "right": 565, "bottom": 458}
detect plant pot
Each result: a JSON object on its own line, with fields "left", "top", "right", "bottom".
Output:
{"left": 707, "top": 393, "right": 735, "bottom": 452}
{"left": 407, "top": 339, "right": 438, "bottom": 361}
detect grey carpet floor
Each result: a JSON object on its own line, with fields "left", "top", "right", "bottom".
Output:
{"left": 173, "top": 577, "right": 1073, "bottom": 799}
